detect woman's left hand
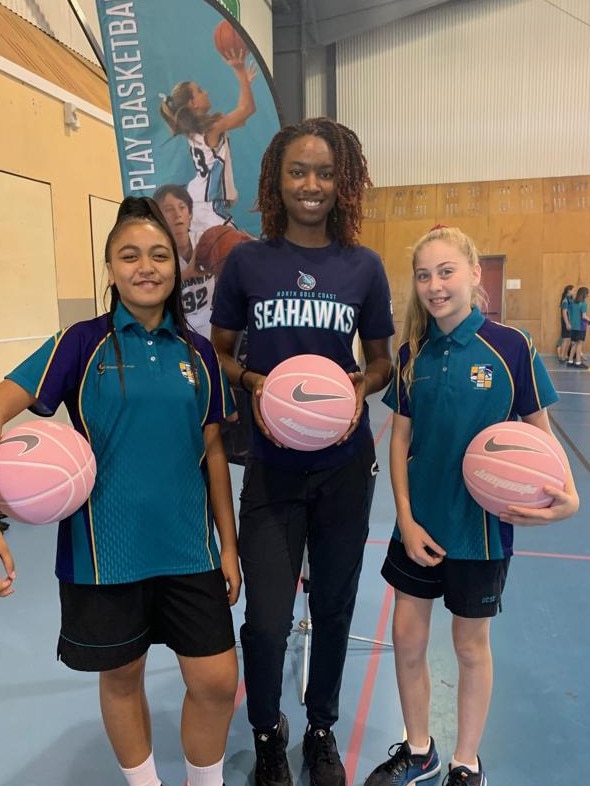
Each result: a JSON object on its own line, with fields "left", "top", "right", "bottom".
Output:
{"left": 221, "top": 548, "right": 242, "bottom": 606}
{"left": 499, "top": 483, "right": 580, "bottom": 526}
{"left": 338, "top": 371, "right": 366, "bottom": 443}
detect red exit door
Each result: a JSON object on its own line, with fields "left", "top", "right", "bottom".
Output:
{"left": 479, "top": 256, "right": 505, "bottom": 322}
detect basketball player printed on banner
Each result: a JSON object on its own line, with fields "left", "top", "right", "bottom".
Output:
{"left": 0, "top": 196, "right": 241, "bottom": 786}
{"left": 159, "top": 18, "right": 257, "bottom": 241}
{"left": 95, "top": 0, "right": 282, "bottom": 244}
{"left": 154, "top": 183, "right": 217, "bottom": 339}
{"left": 194, "top": 224, "right": 256, "bottom": 464}
{"left": 367, "top": 225, "right": 579, "bottom": 786}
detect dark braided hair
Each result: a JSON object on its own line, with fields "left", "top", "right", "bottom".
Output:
{"left": 258, "top": 117, "right": 372, "bottom": 247}
{"left": 102, "top": 195, "right": 200, "bottom": 393}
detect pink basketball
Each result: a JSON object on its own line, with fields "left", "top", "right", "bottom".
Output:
{"left": 260, "top": 354, "right": 356, "bottom": 451}
{"left": 0, "top": 420, "right": 96, "bottom": 525}
{"left": 462, "top": 421, "right": 566, "bottom": 516}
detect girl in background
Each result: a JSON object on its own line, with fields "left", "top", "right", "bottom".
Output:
{"left": 160, "top": 48, "right": 256, "bottom": 240}
{"left": 567, "top": 286, "right": 589, "bottom": 368}
{"left": 557, "top": 283, "right": 574, "bottom": 362}
{"left": 364, "top": 225, "right": 578, "bottom": 786}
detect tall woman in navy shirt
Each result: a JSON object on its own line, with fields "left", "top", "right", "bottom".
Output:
{"left": 0, "top": 197, "right": 240, "bottom": 786}
{"left": 212, "top": 117, "right": 394, "bottom": 786}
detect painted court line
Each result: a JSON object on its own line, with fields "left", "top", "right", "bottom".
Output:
{"left": 345, "top": 584, "right": 394, "bottom": 784}
{"left": 514, "top": 550, "right": 590, "bottom": 561}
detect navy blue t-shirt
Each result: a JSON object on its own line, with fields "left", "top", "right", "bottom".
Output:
{"left": 211, "top": 237, "right": 394, "bottom": 471}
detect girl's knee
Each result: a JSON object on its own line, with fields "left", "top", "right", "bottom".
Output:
{"left": 452, "top": 619, "right": 491, "bottom": 666}
{"left": 100, "top": 656, "right": 146, "bottom": 695}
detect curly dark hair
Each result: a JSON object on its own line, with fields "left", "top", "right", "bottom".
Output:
{"left": 258, "top": 117, "right": 372, "bottom": 246}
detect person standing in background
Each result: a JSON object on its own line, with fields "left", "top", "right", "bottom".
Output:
{"left": 557, "top": 284, "right": 574, "bottom": 363}
{"left": 211, "top": 117, "right": 394, "bottom": 786}
{"left": 567, "top": 286, "right": 589, "bottom": 368}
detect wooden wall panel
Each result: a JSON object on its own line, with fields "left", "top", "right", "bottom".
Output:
{"left": 362, "top": 187, "right": 387, "bottom": 222}
{"left": 362, "top": 175, "right": 590, "bottom": 353}
{"left": 436, "top": 182, "right": 490, "bottom": 220}
{"left": 489, "top": 180, "right": 543, "bottom": 215}
{"left": 0, "top": 5, "right": 110, "bottom": 112}
{"left": 542, "top": 212, "right": 590, "bottom": 253}
{"left": 384, "top": 186, "right": 437, "bottom": 223}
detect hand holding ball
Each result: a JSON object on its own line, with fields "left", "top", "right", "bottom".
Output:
{"left": 260, "top": 354, "right": 356, "bottom": 451}
{"left": 462, "top": 421, "right": 566, "bottom": 516}
{"left": 0, "top": 420, "right": 96, "bottom": 524}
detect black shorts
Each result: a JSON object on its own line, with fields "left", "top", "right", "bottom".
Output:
{"left": 570, "top": 329, "right": 586, "bottom": 342}
{"left": 561, "top": 326, "right": 571, "bottom": 339}
{"left": 57, "top": 570, "right": 236, "bottom": 672}
{"left": 381, "top": 537, "right": 510, "bottom": 618}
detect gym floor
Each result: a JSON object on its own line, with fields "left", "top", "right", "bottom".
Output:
{"left": 2, "top": 355, "right": 589, "bottom": 786}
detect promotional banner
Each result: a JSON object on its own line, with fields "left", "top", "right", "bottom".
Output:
{"left": 96, "top": 0, "right": 280, "bottom": 462}
{"left": 95, "top": 0, "right": 282, "bottom": 240}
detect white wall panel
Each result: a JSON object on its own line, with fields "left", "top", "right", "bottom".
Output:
{"left": 0, "top": 173, "right": 58, "bottom": 378}
{"left": 337, "top": 0, "right": 590, "bottom": 186}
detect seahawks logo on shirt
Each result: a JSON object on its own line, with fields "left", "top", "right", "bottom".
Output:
{"left": 297, "top": 271, "right": 316, "bottom": 291}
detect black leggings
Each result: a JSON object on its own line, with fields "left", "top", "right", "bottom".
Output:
{"left": 238, "top": 438, "right": 377, "bottom": 730}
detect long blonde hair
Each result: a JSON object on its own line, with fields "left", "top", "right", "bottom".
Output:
{"left": 401, "top": 226, "right": 488, "bottom": 392}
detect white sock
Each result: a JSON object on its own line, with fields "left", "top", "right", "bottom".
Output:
{"left": 120, "top": 752, "right": 162, "bottom": 786}
{"left": 408, "top": 739, "right": 431, "bottom": 756}
{"left": 186, "top": 755, "right": 224, "bottom": 786}
{"left": 451, "top": 756, "right": 479, "bottom": 773}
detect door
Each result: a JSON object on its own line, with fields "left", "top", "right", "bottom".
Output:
{"left": 479, "top": 255, "right": 505, "bottom": 322}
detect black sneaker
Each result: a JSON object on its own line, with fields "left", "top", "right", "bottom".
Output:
{"left": 364, "top": 739, "right": 441, "bottom": 786}
{"left": 441, "top": 758, "right": 486, "bottom": 786}
{"left": 303, "top": 728, "right": 346, "bottom": 786}
{"left": 253, "top": 712, "right": 293, "bottom": 786}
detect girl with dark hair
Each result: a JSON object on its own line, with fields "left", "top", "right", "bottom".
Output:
{"left": 557, "top": 283, "right": 574, "bottom": 362}
{"left": 211, "top": 117, "right": 394, "bottom": 786}
{"left": 0, "top": 196, "right": 240, "bottom": 786}
{"left": 567, "top": 285, "right": 589, "bottom": 367}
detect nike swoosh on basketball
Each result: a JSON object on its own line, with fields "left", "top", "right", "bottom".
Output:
{"left": 291, "top": 382, "right": 349, "bottom": 403}
{"left": 0, "top": 435, "right": 40, "bottom": 453}
{"left": 484, "top": 437, "right": 542, "bottom": 453}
